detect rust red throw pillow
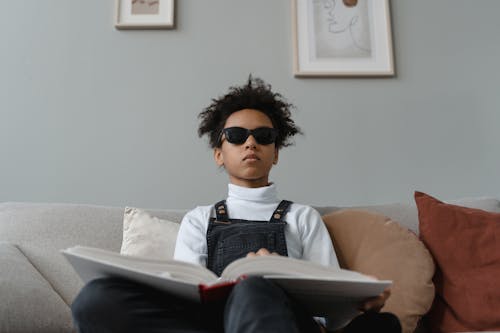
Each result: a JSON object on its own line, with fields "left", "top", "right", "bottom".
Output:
{"left": 415, "top": 191, "right": 500, "bottom": 332}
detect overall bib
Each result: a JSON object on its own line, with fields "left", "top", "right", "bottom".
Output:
{"left": 206, "top": 199, "right": 292, "bottom": 276}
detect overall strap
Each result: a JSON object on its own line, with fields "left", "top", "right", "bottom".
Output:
{"left": 269, "top": 200, "right": 293, "bottom": 223}
{"left": 214, "top": 200, "right": 229, "bottom": 222}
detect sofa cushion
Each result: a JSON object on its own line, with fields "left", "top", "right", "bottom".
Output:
{"left": 322, "top": 210, "right": 435, "bottom": 333}
{"left": 0, "top": 202, "right": 187, "bottom": 306}
{"left": 416, "top": 191, "right": 500, "bottom": 333}
{"left": 0, "top": 242, "right": 74, "bottom": 332}
{"left": 120, "top": 207, "right": 180, "bottom": 260}
{"left": 0, "top": 202, "right": 125, "bottom": 306}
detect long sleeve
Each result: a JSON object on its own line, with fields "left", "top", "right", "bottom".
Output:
{"left": 296, "top": 205, "right": 340, "bottom": 268}
{"left": 173, "top": 206, "right": 211, "bottom": 266}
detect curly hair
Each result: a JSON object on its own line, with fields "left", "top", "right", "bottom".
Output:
{"left": 198, "top": 76, "right": 302, "bottom": 149}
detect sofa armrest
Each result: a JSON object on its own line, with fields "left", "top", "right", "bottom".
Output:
{"left": 0, "top": 242, "right": 75, "bottom": 332}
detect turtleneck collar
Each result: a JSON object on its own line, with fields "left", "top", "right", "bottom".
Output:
{"left": 227, "top": 183, "right": 278, "bottom": 203}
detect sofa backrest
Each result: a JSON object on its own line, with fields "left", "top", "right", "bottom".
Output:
{"left": 1, "top": 197, "right": 499, "bottom": 307}
{"left": 0, "top": 202, "right": 186, "bottom": 305}
{"left": 316, "top": 196, "right": 500, "bottom": 234}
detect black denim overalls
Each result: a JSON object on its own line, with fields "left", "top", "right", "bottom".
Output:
{"left": 206, "top": 199, "right": 292, "bottom": 276}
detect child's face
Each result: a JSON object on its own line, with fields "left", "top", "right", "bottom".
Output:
{"left": 214, "top": 109, "right": 279, "bottom": 188}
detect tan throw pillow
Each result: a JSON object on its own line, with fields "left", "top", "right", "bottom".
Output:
{"left": 120, "top": 207, "right": 180, "bottom": 260}
{"left": 322, "top": 209, "right": 435, "bottom": 333}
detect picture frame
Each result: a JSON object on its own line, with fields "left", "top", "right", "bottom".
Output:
{"left": 292, "top": 0, "right": 394, "bottom": 77}
{"left": 115, "top": 0, "right": 175, "bottom": 30}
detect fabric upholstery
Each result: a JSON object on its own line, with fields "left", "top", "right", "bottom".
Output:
{"left": 316, "top": 197, "right": 500, "bottom": 234}
{"left": 121, "top": 207, "right": 180, "bottom": 260}
{"left": 2, "top": 197, "right": 500, "bottom": 333}
{"left": 0, "top": 242, "right": 74, "bottom": 332}
{"left": 0, "top": 202, "right": 185, "bottom": 305}
{"left": 416, "top": 191, "right": 500, "bottom": 333}
{"left": 322, "top": 210, "right": 435, "bottom": 333}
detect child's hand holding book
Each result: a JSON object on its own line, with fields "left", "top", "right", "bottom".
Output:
{"left": 359, "top": 287, "right": 391, "bottom": 312}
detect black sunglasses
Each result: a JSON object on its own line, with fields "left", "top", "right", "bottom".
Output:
{"left": 219, "top": 127, "right": 278, "bottom": 145}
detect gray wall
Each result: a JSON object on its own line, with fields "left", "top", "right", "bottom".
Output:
{"left": 1, "top": 0, "right": 499, "bottom": 209}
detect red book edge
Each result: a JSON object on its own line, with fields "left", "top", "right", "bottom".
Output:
{"left": 198, "top": 275, "right": 248, "bottom": 303}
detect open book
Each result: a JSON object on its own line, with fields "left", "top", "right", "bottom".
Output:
{"left": 62, "top": 246, "right": 391, "bottom": 323}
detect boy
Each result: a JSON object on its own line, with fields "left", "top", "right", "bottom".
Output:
{"left": 71, "top": 77, "right": 400, "bottom": 333}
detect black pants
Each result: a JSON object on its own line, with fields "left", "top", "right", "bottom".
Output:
{"left": 71, "top": 277, "right": 401, "bottom": 333}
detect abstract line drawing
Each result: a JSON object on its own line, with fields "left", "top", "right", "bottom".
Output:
{"left": 132, "top": 0, "right": 160, "bottom": 15}
{"left": 312, "top": 0, "right": 371, "bottom": 58}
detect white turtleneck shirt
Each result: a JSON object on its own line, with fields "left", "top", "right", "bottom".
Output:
{"left": 174, "top": 183, "right": 339, "bottom": 269}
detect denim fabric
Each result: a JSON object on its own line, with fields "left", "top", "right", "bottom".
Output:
{"left": 71, "top": 277, "right": 325, "bottom": 333}
{"left": 224, "top": 276, "right": 322, "bottom": 333}
{"left": 71, "top": 277, "right": 224, "bottom": 333}
{"left": 206, "top": 200, "right": 291, "bottom": 276}
{"left": 71, "top": 277, "right": 401, "bottom": 333}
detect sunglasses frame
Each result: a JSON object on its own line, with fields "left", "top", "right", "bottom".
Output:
{"left": 219, "top": 127, "right": 279, "bottom": 145}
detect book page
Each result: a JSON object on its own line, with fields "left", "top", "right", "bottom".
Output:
{"left": 62, "top": 246, "right": 218, "bottom": 284}
{"left": 220, "top": 255, "right": 390, "bottom": 323}
{"left": 221, "top": 255, "right": 377, "bottom": 282}
{"left": 265, "top": 277, "right": 390, "bottom": 299}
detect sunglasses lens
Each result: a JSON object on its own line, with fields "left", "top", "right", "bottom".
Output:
{"left": 224, "top": 127, "right": 248, "bottom": 144}
{"left": 253, "top": 128, "right": 277, "bottom": 144}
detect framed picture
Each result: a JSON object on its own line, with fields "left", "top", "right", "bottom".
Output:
{"left": 292, "top": 0, "right": 394, "bottom": 77}
{"left": 115, "top": 0, "right": 175, "bottom": 30}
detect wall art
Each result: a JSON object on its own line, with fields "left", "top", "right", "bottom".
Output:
{"left": 293, "top": 0, "right": 394, "bottom": 76}
{"left": 115, "top": 0, "right": 175, "bottom": 30}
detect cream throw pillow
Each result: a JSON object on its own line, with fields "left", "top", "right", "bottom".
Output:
{"left": 120, "top": 207, "right": 180, "bottom": 260}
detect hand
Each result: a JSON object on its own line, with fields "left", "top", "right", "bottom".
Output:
{"left": 359, "top": 287, "right": 391, "bottom": 313}
{"left": 246, "top": 248, "right": 280, "bottom": 257}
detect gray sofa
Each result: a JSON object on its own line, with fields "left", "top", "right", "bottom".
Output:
{"left": 1, "top": 197, "right": 500, "bottom": 332}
